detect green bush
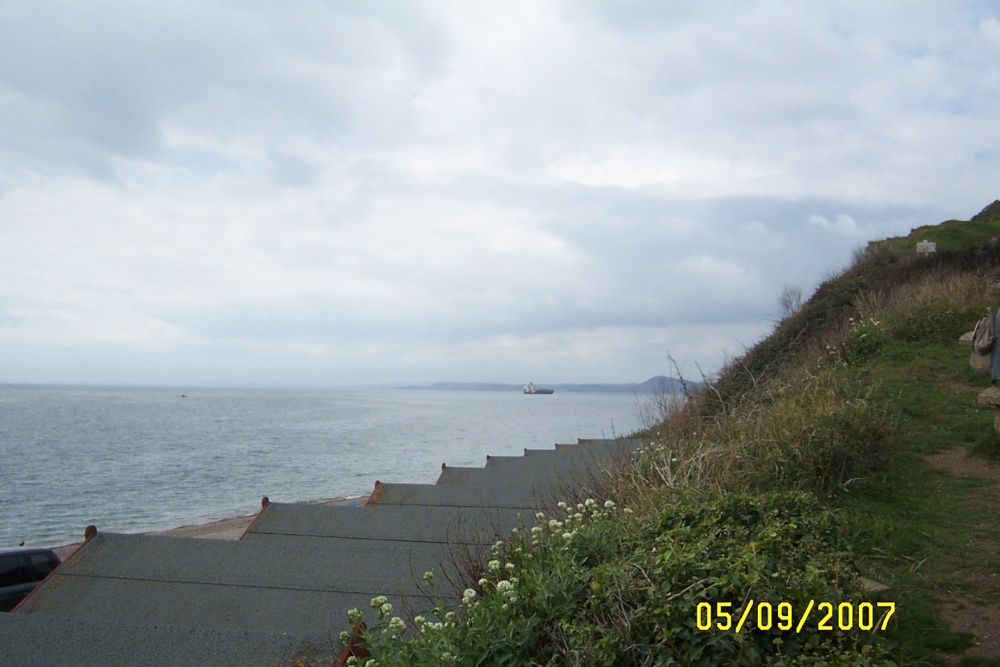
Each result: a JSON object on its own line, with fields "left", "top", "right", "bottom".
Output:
{"left": 768, "top": 387, "right": 894, "bottom": 495}
{"left": 839, "top": 317, "right": 892, "bottom": 366}
{"left": 344, "top": 493, "right": 892, "bottom": 666}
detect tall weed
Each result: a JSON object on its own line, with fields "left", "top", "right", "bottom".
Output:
{"left": 880, "top": 272, "right": 996, "bottom": 343}
{"left": 630, "top": 370, "right": 893, "bottom": 500}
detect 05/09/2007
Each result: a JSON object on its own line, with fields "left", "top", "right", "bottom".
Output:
{"left": 696, "top": 600, "right": 896, "bottom": 633}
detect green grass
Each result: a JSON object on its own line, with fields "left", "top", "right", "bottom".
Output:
{"left": 842, "top": 457, "right": 995, "bottom": 662}
{"left": 836, "top": 338, "right": 1000, "bottom": 664}
{"left": 887, "top": 218, "right": 1000, "bottom": 255}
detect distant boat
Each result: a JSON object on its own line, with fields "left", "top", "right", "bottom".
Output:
{"left": 523, "top": 382, "right": 554, "bottom": 395}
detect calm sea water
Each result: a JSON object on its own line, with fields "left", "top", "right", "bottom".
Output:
{"left": 0, "top": 385, "right": 646, "bottom": 549}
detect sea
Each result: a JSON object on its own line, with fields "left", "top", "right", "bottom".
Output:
{"left": 0, "top": 384, "right": 648, "bottom": 549}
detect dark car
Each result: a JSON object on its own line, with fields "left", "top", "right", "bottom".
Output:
{"left": 0, "top": 547, "right": 60, "bottom": 612}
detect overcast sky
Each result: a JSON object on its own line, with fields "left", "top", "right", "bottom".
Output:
{"left": 1, "top": 1, "right": 999, "bottom": 387}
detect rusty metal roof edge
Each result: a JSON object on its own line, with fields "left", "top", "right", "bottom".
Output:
{"left": 12, "top": 523, "right": 103, "bottom": 613}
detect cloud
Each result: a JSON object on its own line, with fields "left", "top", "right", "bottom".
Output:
{"left": 0, "top": 1, "right": 998, "bottom": 386}
{"left": 806, "top": 213, "right": 865, "bottom": 236}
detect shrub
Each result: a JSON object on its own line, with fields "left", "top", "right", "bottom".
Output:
{"left": 632, "top": 369, "right": 895, "bottom": 501}
{"left": 342, "top": 492, "right": 892, "bottom": 666}
{"left": 838, "top": 317, "right": 892, "bottom": 366}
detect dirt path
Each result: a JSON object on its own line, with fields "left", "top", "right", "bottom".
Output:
{"left": 927, "top": 449, "right": 1000, "bottom": 661}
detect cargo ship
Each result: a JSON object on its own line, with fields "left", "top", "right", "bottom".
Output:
{"left": 523, "top": 382, "right": 554, "bottom": 395}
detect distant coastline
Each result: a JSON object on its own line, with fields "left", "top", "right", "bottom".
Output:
{"left": 399, "top": 375, "right": 698, "bottom": 394}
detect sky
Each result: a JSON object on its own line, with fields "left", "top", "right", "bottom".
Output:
{"left": 1, "top": 1, "right": 999, "bottom": 388}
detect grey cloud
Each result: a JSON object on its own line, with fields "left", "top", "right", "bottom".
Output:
{"left": 268, "top": 151, "right": 321, "bottom": 189}
{"left": 0, "top": 2, "right": 998, "bottom": 386}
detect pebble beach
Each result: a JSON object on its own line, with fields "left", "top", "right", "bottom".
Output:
{"left": 51, "top": 494, "right": 370, "bottom": 561}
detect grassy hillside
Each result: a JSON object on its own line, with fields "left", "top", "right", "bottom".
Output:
{"left": 311, "top": 201, "right": 1000, "bottom": 666}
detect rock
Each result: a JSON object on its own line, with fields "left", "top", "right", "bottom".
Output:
{"left": 859, "top": 577, "right": 890, "bottom": 593}
{"left": 978, "top": 387, "right": 1000, "bottom": 405}
{"left": 973, "top": 350, "right": 993, "bottom": 372}
{"left": 979, "top": 387, "right": 1000, "bottom": 435}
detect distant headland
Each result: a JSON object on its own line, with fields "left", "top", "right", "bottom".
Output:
{"left": 399, "top": 375, "right": 697, "bottom": 393}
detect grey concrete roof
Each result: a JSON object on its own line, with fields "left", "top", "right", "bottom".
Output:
{"left": 246, "top": 502, "right": 528, "bottom": 546}
{"left": 22, "top": 531, "right": 456, "bottom": 638}
{"left": 437, "top": 440, "right": 641, "bottom": 487}
{"left": 0, "top": 612, "right": 326, "bottom": 667}
{"left": 367, "top": 480, "right": 571, "bottom": 509}
{"left": 9, "top": 437, "right": 647, "bottom": 666}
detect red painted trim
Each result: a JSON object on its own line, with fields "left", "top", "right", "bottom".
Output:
{"left": 333, "top": 622, "right": 370, "bottom": 666}
{"left": 237, "top": 498, "right": 271, "bottom": 541}
{"left": 364, "top": 481, "right": 383, "bottom": 506}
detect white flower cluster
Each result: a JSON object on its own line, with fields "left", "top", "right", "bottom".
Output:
{"left": 413, "top": 611, "right": 453, "bottom": 633}
{"left": 345, "top": 657, "right": 380, "bottom": 667}
{"left": 530, "top": 497, "right": 631, "bottom": 545}
{"left": 360, "top": 595, "right": 406, "bottom": 637}
{"left": 495, "top": 578, "right": 518, "bottom": 606}
{"left": 471, "top": 556, "right": 521, "bottom": 611}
